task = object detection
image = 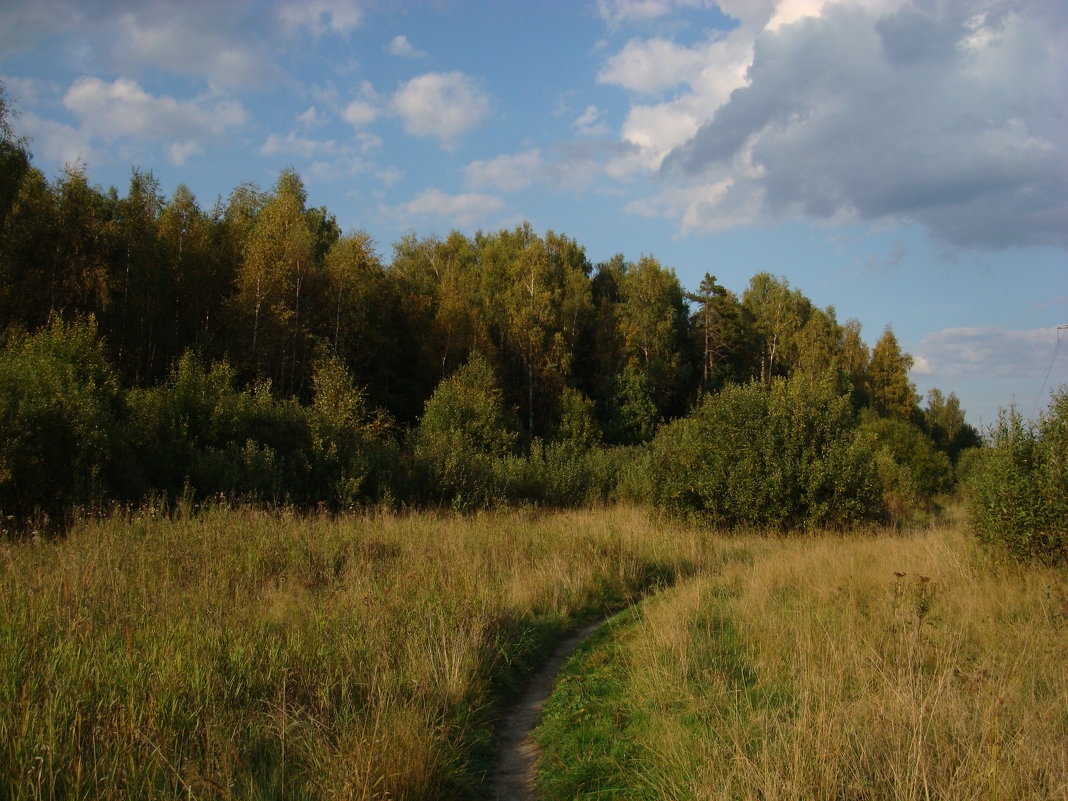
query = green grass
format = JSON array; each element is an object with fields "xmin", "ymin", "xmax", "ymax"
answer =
[
  {"xmin": 534, "ymin": 518, "xmax": 1068, "ymax": 800},
  {"xmin": 0, "ymin": 504, "xmax": 716, "ymax": 800}
]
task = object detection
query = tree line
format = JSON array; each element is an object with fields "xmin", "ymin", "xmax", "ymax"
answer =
[{"xmin": 0, "ymin": 88, "xmax": 983, "ymax": 528}]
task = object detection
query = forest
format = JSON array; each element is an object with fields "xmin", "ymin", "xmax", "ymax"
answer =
[
  {"xmin": 0, "ymin": 87, "xmax": 987, "ymax": 530},
  {"xmin": 2, "ymin": 83, "xmax": 1067, "ymax": 801}
]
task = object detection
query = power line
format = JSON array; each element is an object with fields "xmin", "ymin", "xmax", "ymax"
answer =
[{"xmin": 1035, "ymin": 323, "xmax": 1068, "ymax": 414}]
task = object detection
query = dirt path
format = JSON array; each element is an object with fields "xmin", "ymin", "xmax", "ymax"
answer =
[{"xmin": 490, "ymin": 615, "xmax": 613, "ymax": 800}]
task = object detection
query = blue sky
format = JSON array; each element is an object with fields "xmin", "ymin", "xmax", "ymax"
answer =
[{"xmin": 1, "ymin": 0, "xmax": 1065, "ymax": 425}]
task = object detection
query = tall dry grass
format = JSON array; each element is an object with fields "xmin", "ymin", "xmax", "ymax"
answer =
[
  {"xmin": 600, "ymin": 518, "xmax": 1068, "ymax": 799},
  {"xmin": 0, "ymin": 504, "xmax": 716, "ymax": 800}
]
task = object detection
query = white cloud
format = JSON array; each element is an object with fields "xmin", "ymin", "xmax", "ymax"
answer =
[
  {"xmin": 465, "ymin": 150, "xmax": 543, "ymax": 193},
  {"xmin": 18, "ymin": 110, "xmax": 97, "ymax": 166},
  {"xmin": 117, "ymin": 11, "xmax": 280, "ymax": 89},
  {"xmin": 297, "ymin": 106, "xmax": 329, "ymax": 129},
  {"xmin": 388, "ymin": 34, "xmax": 426, "ymax": 58},
  {"xmin": 0, "ymin": 1, "xmax": 291, "ymax": 89},
  {"xmin": 261, "ymin": 131, "xmax": 339, "ymax": 158},
  {"xmin": 645, "ymin": 0, "xmax": 1068, "ymax": 249},
  {"xmin": 167, "ymin": 140, "xmax": 203, "ymax": 166},
  {"xmin": 598, "ymin": 38, "xmax": 711, "ymax": 96},
  {"xmin": 911, "ymin": 354, "xmax": 934, "ymax": 376},
  {"xmin": 0, "ymin": 74, "xmax": 58, "ymax": 108},
  {"xmin": 342, "ymin": 99, "xmax": 379, "ymax": 128},
  {"xmin": 62, "ymin": 76, "xmax": 247, "ymax": 143},
  {"xmin": 276, "ymin": 0, "xmax": 364, "ymax": 37},
  {"xmin": 596, "ymin": 0, "xmax": 715, "ymax": 28},
  {"xmin": 573, "ymin": 106, "xmax": 611, "ymax": 137},
  {"xmin": 390, "ymin": 72, "xmax": 490, "ymax": 150},
  {"xmin": 914, "ymin": 326, "xmax": 1064, "ymax": 379},
  {"xmin": 391, "ymin": 188, "xmax": 505, "ymax": 228}
]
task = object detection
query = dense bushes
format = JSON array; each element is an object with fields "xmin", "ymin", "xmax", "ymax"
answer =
[
  {"xmin": 0, "ymin": 315, "xmax": 975, "ymax": 529},
  {"xmin": 649, "ymin": 373, "xmax": 884, "ymax": 530},
  {"xmin": 0, "ymin": 317, "xmax": 125, "ymax": 520},
  {"xmin": 966, "ymin": 388, "xmax": 1067, "ymax": 564},
  {"xmin": 861, "ymin": 414, "xmax": 952, "ymax": 517}
]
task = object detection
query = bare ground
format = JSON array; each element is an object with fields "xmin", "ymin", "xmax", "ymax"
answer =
[{"xmin": 490, "ymin": 616, "xmax": 612, "ymax": 801}]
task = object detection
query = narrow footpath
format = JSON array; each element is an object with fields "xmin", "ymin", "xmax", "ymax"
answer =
[{"xmin": 490, "ymin": 615, "xmax": 613, "ymax": 801}]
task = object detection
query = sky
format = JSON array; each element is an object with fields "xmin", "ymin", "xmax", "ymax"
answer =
[{"xmin": 1, "ymin": 0, "xmax": 1065, "ymax": 426}]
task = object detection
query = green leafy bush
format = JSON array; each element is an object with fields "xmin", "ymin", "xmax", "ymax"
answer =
[
  {"xmin": 0, "ymin": 316, "xmax": 125, "ymax": 522},
  {"xmin": 308, "ymin": 353, "xmax": 399, "ymax": 506},
  {"xmin": 127, "ymin": 352, "xmax": 313, "ymax": 502},
  {"xmin": 411, "ymin": 352, "xmax": 519, "ymax": 508},
  {"xmin": 966, "ymin": 388, "xmax": 1067, "ymax": 564},
  {"xmin": 649, "ymin": 372, "xmax": 884, "ymax": 530},
  {"xmin": 860, "ymin": 414, "xmax": 951, "ymax": 518}
]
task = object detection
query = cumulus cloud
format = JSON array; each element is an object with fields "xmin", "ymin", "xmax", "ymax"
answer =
[
  {"xmin": 342, "ymin": 99, "xmax": 379, "ymax": 128},
  {"xmin": 465, "ymin": 150, "xmax": 543, "ymax": 193},
  {"xmin": 63, "ymin": 76, "xmax": 247, "ymax": 143},
  {"xmin": 391, "ymin": 188, "xmax": 504, "ymax": 227},
  {"xmin": 598, "ymin": 38, "xmax": 712, "ymax": 96},
  {"xmin": 913, "ymin": 326, "xmax": 1064, "ymax": 379},
  {"xmin": 390, "ymin": 72, "xmax": 490, "ymax": 150},
  {"xmin": 297, "ymin": 106, "xmax": 329, "ymax": 129},
  {"xmin": 17, "ymin": 110, "xmax": 98, "ymax": 166},
  {"xmin": 0, "ymin": 0, "xmax": 283, "ymax": 89},
  {"xmin": 645, "ymin": 1, "xmax": 1068, "ymax": 249},
  {"xmin": 388, "ymin": 34, "xmax": 426, "ymax": 58}
]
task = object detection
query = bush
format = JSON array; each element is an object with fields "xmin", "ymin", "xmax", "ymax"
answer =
[
  {"xmin": 412, "ymin": 353, "xmax": 519, "ymax": 508},
  {"xmin": 0, "ymin": 317, "xmax": 125, "ymax": 523},
  {"xmin": 860, "ymin": 414, "xmax": 952, "ymax": 517},
  {"xmin": 649, "ymin": 372, "xmax": 884, "ymax": 530},
  {"xmin": 966, "ymin": 388, "xmax": 1067, "ymax": 564},
  {"xmin": 308, "ymin": 353, "xmax": 398, "ymax": 506},
  {"xmin": 127, "ymin": 352, "xmax": 313, "ymax": 503}
]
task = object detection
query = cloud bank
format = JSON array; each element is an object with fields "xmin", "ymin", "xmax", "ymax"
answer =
[{"xmin": 611, "ymin": 0, "xmax": 1068, "ymax": 250}]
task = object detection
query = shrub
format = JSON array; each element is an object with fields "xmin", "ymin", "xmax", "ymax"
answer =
[
  {"xmin": 860, "ymin": 414, "xmax": 952, "ymax": 517},
  {"xmin": 0, "ymin": 316, "xmax": 124, "ymax": 523},
  {"xmin": 308, "ymin": 353, "xmax": 398, "ymax": 506},
  {"xmin": 649, "ymin": 372, "xmax": 884, "ymax": 530},
  {"xmin": 412, "ymin": 353, "xmax": 519, "ymax": 508},
  {"xmin": 127, "ymin": 352, "xmax": 313, "ymax": 502},
  {"xmin": 966, "ymin": 388, "xmax": 1067, "ymax": 564}
]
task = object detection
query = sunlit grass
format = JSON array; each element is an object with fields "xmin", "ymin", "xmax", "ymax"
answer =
[
  {"xmin": 536, "ymin": 514, "xmax": 1068, "ymax": 800},
  {"xmin": 0, "ymin": 504, "xmax": 716, "ymax": 800}
]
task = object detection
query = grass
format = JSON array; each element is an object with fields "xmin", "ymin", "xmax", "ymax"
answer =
[
  {"xmin": 0, "ymin": 504, "xmax": 718, "ymax": 800},
  {"xmin": 535, "ymin": 512, "xmax": 1068, "ymax": 800}
]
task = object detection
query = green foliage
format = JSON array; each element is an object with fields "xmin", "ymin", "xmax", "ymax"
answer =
[
  {"xmin": 923, "ymin": 387, "xmax": 981, "ymax": 463},
  {"xmin": 608, "ymin": 363, "xmax": 658, "ymax": 445},
  {"xmin": 553, "ymin": 387, "xmax": 602, "ymax": 450},
  {"xmin": 966, "ymin": 389, "xmax": 1067, "ymax": 564},
  {"xmin": 0, "ymin": 317, "xmax": 124, "ymax": 521},
  {"xmin": 650, "ymin": 372, "xmax": 884, "ymax": 530},
  {"xmin": 533, "ymin": 612, "xmax": 647, "ymax": 800},
  {"xmin": 869, "ymin": 327, "xmax": 919, "ymax": 422},
  {"xmin": 308, "ymin": 353, "xmax": 397, "ymax": 506},
  {"xmin": 412, "ymin": 352, "xmax": 519, "ymax": 507},
  {"xmin": 860, "ymin": 414, "xmax": 952, "ymax": 517},
  {"xmin": 127, "ymin": 351, "xmax": 313, "ymax": 502}
]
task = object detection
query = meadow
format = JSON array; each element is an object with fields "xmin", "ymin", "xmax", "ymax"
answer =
[
  {"xmin": 3, "ymin": 504, "xmax": 1065, "ymax": 800},
  {"xmin": 0, "ymin": 504, "xmax": 715, "ymax": 800},
  {"xmin": 535, "ymin": 509, "xmax": 1068, "ymax": 800}
]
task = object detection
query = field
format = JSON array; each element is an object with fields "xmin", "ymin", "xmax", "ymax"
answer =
[
  {"xmin": 535, "ymin": 510, "xmax": 1068, "ymax": 800},
  {"xmin": 2, "ymin": 505, "xmax": 1065, "ymax": 800},
  {"xmin": 0, "ymin": 505, "xmax": 714, "ymax": 799}
]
